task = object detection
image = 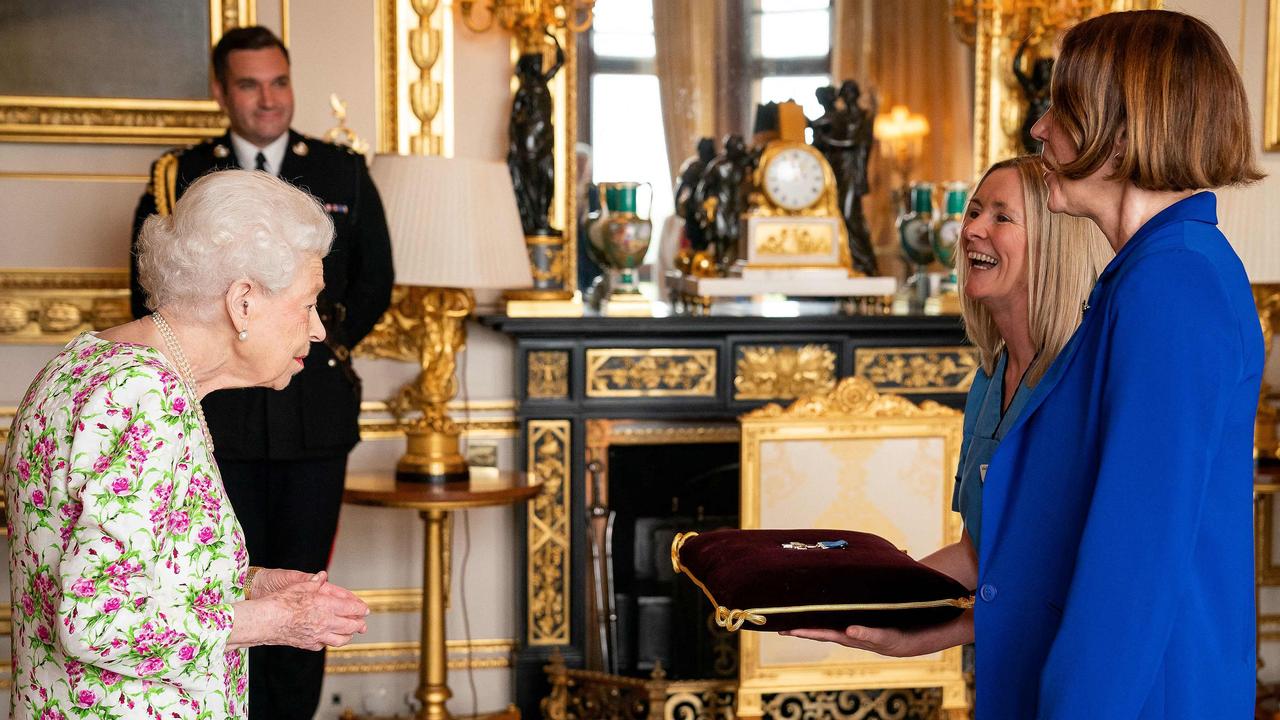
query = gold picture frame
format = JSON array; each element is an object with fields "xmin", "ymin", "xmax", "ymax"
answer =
[
  {"xmin": 0, "ymin": 0, "xmax": 254, "ymax": 145},
  {"xmin": 1268, "ymin": 0, "xmax": 1280, "ymax": 150},
  {"xmin": 736, "ymin": 377, "xmax": 967, "ymax": 720}
]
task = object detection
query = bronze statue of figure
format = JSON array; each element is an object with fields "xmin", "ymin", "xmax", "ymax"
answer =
[
  {"xmin": 508, "ymin": 34, "xmax": 565, "ymax": 235},
  {"xmin": 674, "ymin": 137, "xmax": 717, "ymax": 251},
  {"xmin": 695, "ymin": 134, "xmax": 753, "ymax": 268},
  {"xmin": 1014, "ymin": 38, "xmax": 1054, "ymax": 154},
  {"xmin": 811, "ymin": 82, "xmax": 878, "ymax": 276}
]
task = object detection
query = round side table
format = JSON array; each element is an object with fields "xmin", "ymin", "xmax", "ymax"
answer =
[{"xmin": 343, "ymin": 471, "xmax": 542, "ymax": 720}]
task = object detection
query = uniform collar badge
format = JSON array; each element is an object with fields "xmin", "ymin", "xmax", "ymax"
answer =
[
  {"xmin": 292, "ymin": 140, "xmax": 309, "ymax": 156},
  {"xmin": 212, "ymin": 144, "xmax": 230, "ymax": 159}
]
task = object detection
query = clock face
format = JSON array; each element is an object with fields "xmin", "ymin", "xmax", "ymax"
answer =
[{"xmin": 763, "ymin": 147, "xmax": 826, "ymax": 211}]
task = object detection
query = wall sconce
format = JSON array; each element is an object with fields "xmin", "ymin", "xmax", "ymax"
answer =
[{"xmin": 874, "ymin": 105, "xmax": 930, "ymax": 212}]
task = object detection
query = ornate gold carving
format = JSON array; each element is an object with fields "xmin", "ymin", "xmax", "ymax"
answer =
[
  {"xmin": 408, "ymin": 0, "xmax": 445, "ymax": 155},
  {"xmin": 1255, "ymin": 284, "xmax": 1280, "ymax": 461},
  {"xmin": 1269, "ymin": 0, "xmax": 1280, "ymax": 150},
  {"xmin": 528, "ymin": 420, "xmax": 571, "ymax": 645},
  {"xmin": 542, "ymin": 651, "xmax": 737, "ymax": 720},
  {"xmin": 854, "ymin": 346, "xmax": 979, "ymax": 395},
  {"xmin": 528, "ymin": 350, "xmax": 570, "ymax": 399},
  {"xmin": 598, "ymin": 423, "xmax": 739, "ymax": 447},
  {"xmin": 355, "ymin": 285, "xmax": 416, "ymax": 361},
  {"xmin": 969, "ymin": 0, "xmax": 1160, "ymax": 174},
  {"xmin": 324, "ymin": 94, "xmax": 370, "ymax": 157},
  {"xmin": 0, "ymin": 402, "xmax": 517, "ymax": 446},
  {"xmin": 325, "ymin": 638, "xmax": 515, "ymax": 674},
  {"xmin": 377, "ymin": 0, "xmax": 399, "ymax": 154},
  {"xmin": 0, "ymin": 268, "xmax": 130, "ymax": 344},
  {"xmin": 760, "ymin": 689, "xmax": 942, "ymax": 719},
  {"xmin": 377, "ymin": 0, "xmax": 450, "ymax": 155},
  {"xmin": 459, "ymin": 0, "xmax": 595, "ymax": 53},
  {"xmin": 586, "ymin": 348, "xmax": 717, "ymax": 397},
  {"xmin": 734, "ymin": 344, "xmax": 837, "ymax": 401},
  {"xmin": 744, "ymin": 376, "xmax": 961, "ymax": 421}
]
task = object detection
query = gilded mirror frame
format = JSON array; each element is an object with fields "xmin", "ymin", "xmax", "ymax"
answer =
[
  {"xmin": 1268, "ymin": 0, "xmax": 1280, "ymax": 150},
  {"xmin": 971, "ymin": 0, "xmax": 1161, "ymax": 176},
  {"xmin": 0, "ymin": 0, "xmax": 255, "ymax": 145}
]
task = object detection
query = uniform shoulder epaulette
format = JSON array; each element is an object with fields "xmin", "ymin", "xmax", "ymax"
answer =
[{"xmin": 150, "ymin": 148, "xmax": 183, "ymax": 217}]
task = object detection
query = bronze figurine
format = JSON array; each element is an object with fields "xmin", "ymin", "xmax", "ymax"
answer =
[
  {"xmin": 508, "ymin": 34, "xmax": 565, "ymax": 235},
  {"xmin": 811, "ymin": 82, "xmax": 877, "ymax": 276},
  {"xmin": 1013, "ymin": 38, "xmax": 1054, "ymax": 154}
]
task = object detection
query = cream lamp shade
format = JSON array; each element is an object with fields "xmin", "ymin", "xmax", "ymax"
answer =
[{"xmin": 370, "ymin": 154, "xmax": 533, "ymax": 290}]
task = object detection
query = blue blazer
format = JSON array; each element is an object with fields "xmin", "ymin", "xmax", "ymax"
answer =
[{"xmin": 974, "ymin": 193, "xmax": 1263, "ymax": 719}]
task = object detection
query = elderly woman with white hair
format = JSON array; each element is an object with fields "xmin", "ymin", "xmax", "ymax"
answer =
[{"xmin": 2, "ymin": 170, "xmax": 369, "ymax": 719}]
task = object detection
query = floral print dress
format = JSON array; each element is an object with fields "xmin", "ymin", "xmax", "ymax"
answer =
[{"xmin": 3, "ymin": 333, "xmax": 249, "ymax": 719}]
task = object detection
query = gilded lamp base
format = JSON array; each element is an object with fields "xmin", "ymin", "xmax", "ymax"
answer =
[{"xmin": 397, "ymin": 424, "xmax": 468, "ymax": 484}]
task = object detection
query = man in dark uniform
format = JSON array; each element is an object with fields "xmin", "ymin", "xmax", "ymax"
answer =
[{"xmin": 129, "ymin": 26, "xmax": 394, "ymax": 720}]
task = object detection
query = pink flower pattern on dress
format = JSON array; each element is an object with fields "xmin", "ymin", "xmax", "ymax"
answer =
[{"xmin": 3, "ymin": 333, "xmax": 248, "ymax": 718}]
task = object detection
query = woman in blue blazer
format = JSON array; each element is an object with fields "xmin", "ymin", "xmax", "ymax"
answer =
[
  {"xmin": 786, "ymin": 158, "xmax": 1110, "ymax": 653},
  {"xmin": 973, "ymin": 11, "xmax": 1265, "ymax": 718}
]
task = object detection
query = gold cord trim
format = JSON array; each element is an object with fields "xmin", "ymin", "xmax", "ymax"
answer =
[
  {"xmin": 670, "ymin": 531, "xmax": 976, "ymax": 632},
  {"xmin": 152, "ymin": 153, "xmax": 178, "ymax": 216}
]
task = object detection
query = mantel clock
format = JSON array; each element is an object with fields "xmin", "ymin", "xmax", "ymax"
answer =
[{"xmin": 740, "ymin": 102, "xmax": 854, "ymax": 276}]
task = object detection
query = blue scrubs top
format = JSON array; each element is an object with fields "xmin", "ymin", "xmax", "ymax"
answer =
[{"xmin": 951, "ymin": 351, "xmax": 1033, "ymax": 549}]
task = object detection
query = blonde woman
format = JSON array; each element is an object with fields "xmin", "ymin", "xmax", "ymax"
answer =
[{"xmin": 784, "ymin": 155, "xmax": 1111, "ymax": 655}]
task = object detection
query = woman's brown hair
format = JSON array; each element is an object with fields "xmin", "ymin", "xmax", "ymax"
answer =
[{"xmin": 1049, "ymin": 10, "xmax": 1263, "ymax": 190}]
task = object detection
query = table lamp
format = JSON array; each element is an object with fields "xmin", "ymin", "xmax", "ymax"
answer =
[{"xmin": 370, "ymin": 154, "xmax": 533, "ymax": 483}]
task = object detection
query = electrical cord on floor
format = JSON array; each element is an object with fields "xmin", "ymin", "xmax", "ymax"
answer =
[{"xmin": 457, "ymin": 346, "xmax": 480, "ymax": 717}]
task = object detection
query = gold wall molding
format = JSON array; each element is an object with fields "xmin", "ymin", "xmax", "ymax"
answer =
[
  {"xmin": 527, "ymin": 420, "xmax": 571, "ymax": 645},
  {"xmin": 357, "ymin": 399, "xmax": 517, "ymax": 440},
  {"xmin": 853, "ymin": 346, "xmax": 979, "ymax": 395},
  {"xmin": 744, "ymin": 376, "xmax": 961, "ymax": 421},
  {"xmin": 1, "ymin": 401, "xmax": 516, "ymax": 447},
  {"xmin": 326, "ymin": 638, "xmax": 515, "ymax": 674},
  {"xmin": 527, "ymin": 350, "xmax": 570, "ymax": 399},
  {"xmin": 0, "ymin": 1, "xmax": 253, "ymax": 145},
  {"xmin": 0, "ymin": 172, "xmax": 147, "ymax": 183},
  {"xmin": 733, "ymin": 343, "xmax": 837, "ymax": 401},
  {"xmin": 0, "ymin": 268, "xmax": 130, "ymax": 344},
  {"xmin": 377, "ymin": 0, "xmax": 453, "ymax": 155},
  {"xmin": 354, "ymin": 587, "xmax": 422, "ymax": 613},
  {"xmin": 585, "ymin": 348, "xmax": 717, "ymax": 398},
  {"xmin": 1268, "ymin": 0, "xmax": 1280, "ymax": 150}
]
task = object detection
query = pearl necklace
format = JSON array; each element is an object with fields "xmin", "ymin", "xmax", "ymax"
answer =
[{"xmin": 151, "ymin": 313, "xmax": 214, "ymax": 454}]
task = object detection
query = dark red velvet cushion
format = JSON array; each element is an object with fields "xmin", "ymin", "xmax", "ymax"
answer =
[{"xmin": 672, "ymin": 528, "xmax": 972, "ymax": 632}]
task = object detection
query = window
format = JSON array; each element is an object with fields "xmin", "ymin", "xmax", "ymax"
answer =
[
  {"xmin": 583, "ymin": 0, "xmax": 673, "ymax": 271},
  {"xmin": 751, "ymin": 0, "xmax": 832, "ymax": 130}
]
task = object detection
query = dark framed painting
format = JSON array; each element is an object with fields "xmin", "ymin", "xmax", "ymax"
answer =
[{"xmin": 0, "ymin": 0, "xmax": 254, "ymax": 144}]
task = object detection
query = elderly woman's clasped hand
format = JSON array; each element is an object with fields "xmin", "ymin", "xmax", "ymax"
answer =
[{"xmin": 230, "ymin": 570, "xmax": 370, "ymax": 652}]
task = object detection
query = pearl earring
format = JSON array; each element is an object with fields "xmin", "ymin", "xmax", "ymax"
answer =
[{"xmin": 238, "ymin": 330, "xmax": 248, "ymax": 341}]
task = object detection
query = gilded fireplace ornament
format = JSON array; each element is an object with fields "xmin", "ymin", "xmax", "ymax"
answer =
[
  {"xmin": 733, "ymin": 344, "xmax": 838, "ymax": 401},
  {"xmin": 528, "ymin": 420, "xmax": 572, "ymax": 645},
  {"xmin": 585, "ymin": 348, "xmax": 717, "ymax": 398},
  {"xmin": 0, "ymin": 1, "xmax": 254, "ymax": 144},
  {"xmin": 853, "ymin": 346, "xmax": 980, "ymax": 395},
  {"xmin": 528, "ymin": 350, "xmax": 571, "ymax": 399}
]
